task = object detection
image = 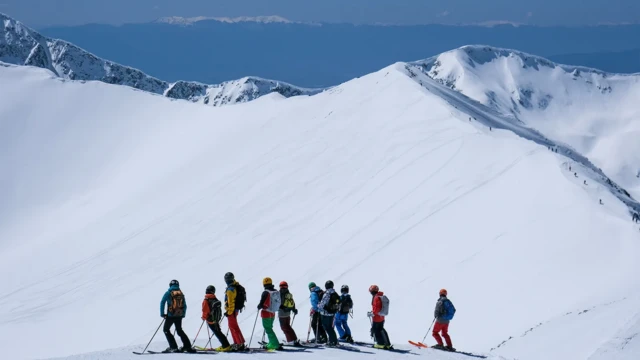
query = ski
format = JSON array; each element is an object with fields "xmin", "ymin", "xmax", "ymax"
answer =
[
  {"xmin": 428, "ymin": 346, "xmax": 488, "ymax": 359},
  {"xmin": 347, "ymin": 341, "xmax": 414, "ymax": 354},
  {"xmin": 408, "ymin": 340, "xmax": 428, "ymax": 348},
  {"xmin": 147, "ymin": 350, "xmax": 206, "ymax": 355},
  {"xmin": 258, "ymin": 341, "xmax": 317, "ymax": 350}
]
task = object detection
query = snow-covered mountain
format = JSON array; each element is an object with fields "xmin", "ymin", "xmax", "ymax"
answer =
[
  {"xmin": 0, "ymin": 12, "xmax": 321, "ymax": 106},
  {"xmin": 154, "ymin": 15, "xmax": 303, "ymax": 26},
  {"xmin": 3, "ymin": 41, "xmax": 640, "ymax": 360},
  {"xmin": 413, "ymin": 45, "xmax": 640, "ymax": 199}
]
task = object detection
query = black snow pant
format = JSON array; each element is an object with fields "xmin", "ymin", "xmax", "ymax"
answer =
[
  {"xmin": 371, "ymin": 321, "xmax": 390, "ymax": 346},
  {"xmin": 208, "ymin": 322, "xmax": 231, "ymax": 348},
  {"xmin": 311, "ymin": 312, "xmax": 327, "ymax": 342},
  {"xmin": 321, "ymin": 314, "xmax": 338, "ymax": 345},
  {"xmin": 164, "ymin": 317, "xmax": 192, "ymax": 350}
]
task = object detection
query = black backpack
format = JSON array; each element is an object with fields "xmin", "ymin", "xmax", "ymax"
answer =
[
  {"xmin": 235, "ymin": 283, "xmax": 247, "ymax": 312},
  {"xmin": 324, "ymin": 291, "xmax": 341, "ymax": 314},
  {"xmin": 339, "ymin": 295, "xmax": 353, "ymax": 314},
  {"xmin": 207, "ymin": 297, "xmax": 223, "ymax": 323}
]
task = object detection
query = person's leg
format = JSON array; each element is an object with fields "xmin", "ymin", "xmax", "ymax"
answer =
[
  {"xmin": 279, "ymin": 316, "xmax": 297, "ymax": 342},
  {"xmin": 263, "ymin": 317, "xmax": 280, "ymax": 349},
  {"xmin": 173, "ymin": 318, "xmax": 193, "ymax": 350},
  {"xmin": 380, "ymin": 323, "xmax": 391, "ymax": 346},
  {"xmin": 211, "ymin": 323, "xmax": 231, "ymax": 348},
  {"xmin": 312, "ymin": 312, "xmax": 326, "ymax": 341},
  {"xmin": 432, "ymin": 322, "xmax": 444, "ymax": 346},
  {"xmin": 334, "ymin": 315, "xmax": 346, "ymax": 339},
  {"xmin": 163, "ymin": 318, "xmax": 178, "ymax": 350},
  {"xmin": 343, "ymin": 317, "xmax": 352, "ymax": 338},
  {"xmin": 227, "ymin": 312, "xmax": 245, "ymax": 345},
  {"xmin": 322, "ymin": 315, "xmax": 338, "ymax": 344},
  {"xmin": 372, "ymin": 321, "xmax": 384, "ymax": 345},
  {"xmin": 441, "ymin": 323, "xmax": 452, "ymax": 348}
]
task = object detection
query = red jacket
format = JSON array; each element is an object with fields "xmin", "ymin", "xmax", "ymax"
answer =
[
  {"xmin": 201, "ymin": 294, "xmax": 217, "ymax": 324},
  {"xmin": 371, "ymin": 292, "xmax": 385, "ymax": 323},
  {"xmin": 258, "ymin": 287, "xmax": 276, "ymax": 319}
]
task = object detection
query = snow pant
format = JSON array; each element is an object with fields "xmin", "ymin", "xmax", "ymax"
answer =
[
  {"xmin": 321, "ymin": 314, "xmax": 338, "ymax": 345},
  {"xmin": 433, "ymin": 321, "xmax": 452, "ymax": 347},
  {"xmin": 227, "ymin": 312, "xmax": 245, "ymax": 345},
  {"xmin": 311, "ymin": 312, "xmax": 327, "ymax": 342},
  {"xmin": 371, "ymin": 320, "xmax": 390, "ymax": 346},
  {"xmin": 207, "ymin": 322, "xmax": 230, "ymax": 348},
  {"xmin": 334, "ymin": 313, "xmax": 351, "ymax": 338},
  {"xmin": 279, "ymin": 316, "xmax": 298, "ymax": 342},
  {"xmin": 262, "ymin": 317, "xmax": 280, "ymax": 349},
  {"xmin": 163, "ymin": 317, "xmax": 191, "ymax": 349}
]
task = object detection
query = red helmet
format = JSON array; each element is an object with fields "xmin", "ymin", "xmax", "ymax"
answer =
[
  {"xmin": 279, "ymin": 281, "xmax": 288, "ymax": 288},
  {"xmin": 369, "ymin": 285, "xmax": 379, "ymax": 294},
  {"xmin": 439, "ymin": 288, "xmax": 448, "ymax": 296}
]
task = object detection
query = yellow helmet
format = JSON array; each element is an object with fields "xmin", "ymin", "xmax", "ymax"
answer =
[{"xmin": 263, "ymin": 277, "xmax": 273, "ymax": 286}]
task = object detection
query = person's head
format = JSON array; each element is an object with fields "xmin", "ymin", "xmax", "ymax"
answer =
[
  {"xmin": 439, "ymin": 289, "xmax": 448, "ymax": 297},
  {"xmin": 170, "ymin": 279, "xmax": 179, "ymax": 288},
  {"xmin": 279, "ymin": 281, "xmax": 288, "ymax": 289},
  {"xmin": 308, "ymin": 282, "xmax": 316, "ymax": 291},
  {"xmin": 263, "ymin": 277, "xmax": 273, "ymax": 288},
  {"xmin": 341, "ymin": 285, "xmax": 349, "ymax": 294},
  {"xmin": 325, "ymin": 280, "xmax": 334, "ymax": 290},
  {"xmin": 206, "ymin": 285, "xmax": 216, "ymax": 294},
  {"xmin": 369, "ymin": 284, "xmax": 379, "ymax": 296},
  {"xmin": 224, "ymin": 272, "xmax": 235, "ymax": 285}
]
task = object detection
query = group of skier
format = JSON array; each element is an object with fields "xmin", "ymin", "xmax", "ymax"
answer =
[{"xmin": 158, "ymin": 273, "xmax": 456, "ymax": 353}]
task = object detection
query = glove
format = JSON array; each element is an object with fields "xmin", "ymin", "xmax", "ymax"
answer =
[
  {"xmin": 257, "ymin": 304, "xmax": 263, "ymax": 310},
  {"xmin": 310, "ymin": 309, "xmax": 315, "ymax": 316},
  {"xmin": 367, "ymin": 311, "xmax": 373, "ymax": 317},
  {"xmin": 293, "ymin": 309, "xmax": 298, "ymax": 315},
  {"xmin": 201, "ymin": 317, "xmax": 206, "ymax": 321},
  {"xmin": 161, "ymin": 314, "xmax": 167, "ymax": 318},
  {"xmin": 224, "ymin": 312, "xmax": 229, "ymax": 318}
]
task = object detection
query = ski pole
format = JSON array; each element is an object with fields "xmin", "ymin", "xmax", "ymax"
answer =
[
  {"xmin": 141, "ymin": 318, "xmax": 165, "ymax": 354},
  {"xmin": 205, "ymin": 325, "xmax": 213, "ymax": 349},
  {"xmin": 291, "ymin": 313, "xmax": 296, "ymax": 326},
  {"xmin": 191, "ymin": 319, "xmax": 205, "ymax": 347},
  {"xmin": 262, "ymin": 329, "xmax": 266, "ymax": 343},
  {"xmin": 247, "ymin": 311, "xmax": 260, "ymax": 349},
  {"xmin": 315, "ymin": 314, "xmax": 320, "ymax": 344},
  {"xmin": 306, "ymin": 314, "xmax": 312, "ymax": 343},
  {"xmin": 421, "ymin": 318, "xmax": 436, "ymax": 344}
]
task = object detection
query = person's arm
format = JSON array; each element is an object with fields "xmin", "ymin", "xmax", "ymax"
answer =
[
  {"xmin": 226, "ymin": 288, "xmax": 236, "ymax": 314},
  {"xmin": 160, "ymin": 291, "xmax": 168, "ymax": 317},
  {"xmin": 202, "ymin": 299, "xmax": 210, "ymax": 320},
  {"xmin": 372, "ymin": 296, "xmax": 382, "ymax": 316},
  {"xmin": 258, "ymin": 291, "xmax": 269, "ymax": 309}
]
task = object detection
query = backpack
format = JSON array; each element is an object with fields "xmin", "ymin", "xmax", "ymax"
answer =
[
  {"xmin": 234, "ymin": 283, "xmax": 247, "ymax": 312},
  {"xmin": 442, "ymin": 299, "xmax": 456, "ymax": 321},
  {"xmin": 207, "ymin": 297, "xmax": 223, "ymax": 323},
  {"xmin": 282, "ymin": 290, "xmax": 295, "ymax": 310},
  {"xmin": 339, "ymin": 295, "xmax": 353, "ymax": 314},
  {"xmin": 378, "ymin": 294, "xmax": 390, "ymax": 316},
  {"xmin": 266, "ymin": 289, "xmax": 281, "ymax": 313},
  {"xmin": 168, "ymin": 290, "xmax": 185, "ymax": 317},
  {"xmin": 324, "ymin": 291, "xmax": 341, "ymax": 314}
]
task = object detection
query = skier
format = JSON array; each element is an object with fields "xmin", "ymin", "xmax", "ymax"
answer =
[
  {"xmin": 201, "ymin": 285, "xmax": 231, "ymax": 352},
  {"xmin": 308, "ymin": 282, "xmax": 327, "ymax": 343},
  {"xmin": 633, "ymin": 212, "xmax": 639, "ymax": 223},
  {"xmin": 368, "ymin": 285, "xmax": 391, "ymax": 349},
  {"xmin": 278, "ymin": 281, "xmax": 301, "ymax": 346},
  {"xmin": 159, "ymin": 280, "xmax": 195, "ymax": 353},
  {"xmin": 335, "ymin": 285, "xmax": 353, "ymax": 343},
  {"xmin": 432, "ymin": 289, "xmax": 456, "ymax": 352},
  {"xmin": 257, "ymin": 277, "xmax": 282, "ymax": 350},
  {"xmin": 224, "ymin": 272, "xmax": 246, "ymax": 351},
  {"xmin": 317, "ymin": 280, "xmax": 340, "ymax": 346}
]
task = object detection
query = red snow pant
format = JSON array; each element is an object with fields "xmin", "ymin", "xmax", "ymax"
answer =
[
  {"xmin": 279, "ymin": 316, "xmax": 298, "ymax": 342},
  {"xmin": 433, "ymin": 321, "xmax": 452, "ymax": 347},
  {"xmin": 227, "ymin": 312, "xmax": 245, "ymax": 345}
]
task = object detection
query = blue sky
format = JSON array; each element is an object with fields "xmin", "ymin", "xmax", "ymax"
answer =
[{"xmin": 2, "ymin": 0, "xmax": 639, "ymax": 27}]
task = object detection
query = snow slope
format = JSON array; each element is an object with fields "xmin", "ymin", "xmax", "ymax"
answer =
[
  {"xmin": 0, "ymin": 12, "xmax": 321, "ymax": 106},
  {"xmin": 2, "ymin": 54, "xmax": 640, "ymax": 360},
  {"xmin": 414, "ymin": 45, "xmax": 640, "ymax": 199}
]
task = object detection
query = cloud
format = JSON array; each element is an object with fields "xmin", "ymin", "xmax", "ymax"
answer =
[{"xmin": 437, "ymin": 10, "xmax": 450, "ymax": 18}]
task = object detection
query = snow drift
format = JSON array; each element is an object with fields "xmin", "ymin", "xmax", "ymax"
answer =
[
  {"xmin": 0, "ymin": 12, "xmax": 321, "ymax": 106},
  {"xmin": 2, "ymin": 46, "xmax": 640, "ymax": 360}
]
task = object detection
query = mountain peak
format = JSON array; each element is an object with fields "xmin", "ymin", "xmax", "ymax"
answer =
[
  {"xmin": 0, "ymin": 12, "xmax": 321, "ymax": 106},
  {"xmin": 154, "ymin": 15, "xmax": 296, "ymax": 26}
]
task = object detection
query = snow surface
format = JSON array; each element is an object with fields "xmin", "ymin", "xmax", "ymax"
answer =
[
  {"xmin": 0, "ymin": 12, "xmax": 321, "ymax": 106},
  {"xmin": 2, "ymin": 48, "xmax": 640, "ymax": 360},
  {"xmin": 414, "ymin": 45, "xmax": 640, "ymax": 199}
]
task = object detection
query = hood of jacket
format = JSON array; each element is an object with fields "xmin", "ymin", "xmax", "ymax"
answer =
[
  {"xmin": 205, "ymin": 293, "xmax": 217, "ymax": 300},
  {"xmin": 310, "ymin": 286, "xmax": 322, "ymax": 293},
  {"xmin": 168, "ymin": 284, "xmax": 180, "ymax": 292}
]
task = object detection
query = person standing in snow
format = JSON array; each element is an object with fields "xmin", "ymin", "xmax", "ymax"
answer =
[
  {"xmin": 308, "ymin": 282, "xmax": 327, "ymax": 343},
  {"xmin": 432, "ymin": 289, "xmax": 456, "ymax": 352},
  {"xmin": 368, "ymin": 285, "xmax": 391, "ymax": 349},
  {"xmin": 201, "ymin": 285, "xmax": 231, "ymax": 352},
  {"xmin": 223, "ymin": 272, "xmax": 246, "ymax": 351},
  {"xmin": 317, "ymin": 280, "xmax": 340, "ymax": 346},
  {"xmin": 278, "ymin": 281, "xmax": 301, "ymax": 346},
  {"xmin": 160, "ymin": 280, "xmax": 195, "ymax": 353},
  {"xmin": 335, "ymin": 285, "xmax": 353, "ymax": 343},
  {"xmin": 257, "ymin": 277, "xmax": 282, "ymax": 350}
]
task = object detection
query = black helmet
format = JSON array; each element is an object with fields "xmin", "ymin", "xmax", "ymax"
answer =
[
  {"xmin": 341, "ymin": 285, "xmax": 349, "ymax": 293},
  {"xmin": 325, "ymin": 280, "xmax": 334, "ymax": 289},
  {"xmin": 206, "ymin": 285, "xmax": 216, "ymax": 294},
  {"xmin": 224, "ymin": 272, "xmax": 235, "ymax": 284},
  {"xmin": 170, "ymin": 279, "xmax": 179, "ymax": 287}
]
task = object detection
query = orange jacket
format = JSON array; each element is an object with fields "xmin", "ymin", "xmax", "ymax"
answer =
[
  {"xmin": 202, "ymin": 294, "xmax": 219, "ymax": 324},
  {"xmin": 371, "ymin": 292, "xmax": 385, "ymax": 323}
]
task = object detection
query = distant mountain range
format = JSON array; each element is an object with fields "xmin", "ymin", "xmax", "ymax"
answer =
[
  {"xmin": 0, "ymin": 12, "xmax": 320, "ymax": 106},
  {"xmin": 36, "ymin": 17, "xmax": 640, "ymax": 87}
]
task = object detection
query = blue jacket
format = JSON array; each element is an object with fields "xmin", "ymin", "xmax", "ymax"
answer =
[
  {"xmin": 310, "ymin": 286, "xmax": 322, "ymax": 311},
  {"xmin": 160, "ymin": 285, "xmax": 187, "ymax": 317}
]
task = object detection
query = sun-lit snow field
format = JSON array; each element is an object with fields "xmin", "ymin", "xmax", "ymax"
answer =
[{"xmin": 1, "ymin": 58, "xmax": 640, "ymax": 360}]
